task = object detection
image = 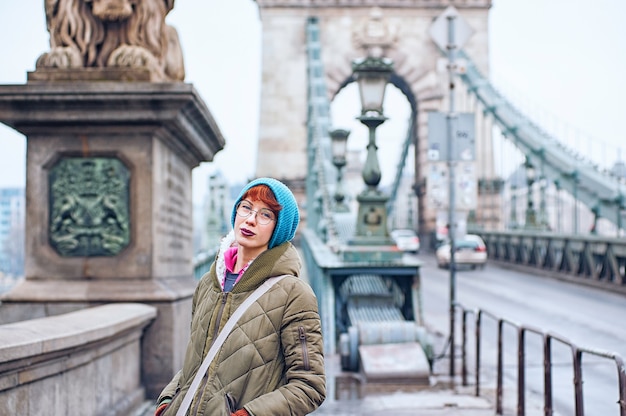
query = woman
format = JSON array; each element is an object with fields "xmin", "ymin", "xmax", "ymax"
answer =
[{"xmin": 156, "ymin": 177, "xmax": 326, "ymax": 416}]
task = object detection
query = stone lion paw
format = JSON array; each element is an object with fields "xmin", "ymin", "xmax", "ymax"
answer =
[
  {"xmin": 36, "ymin": 47, "xmax": 83, "ymax": 69},
  {"xmin": 107, "ymin": 45, "xmax": 165, "ymax": 80}
]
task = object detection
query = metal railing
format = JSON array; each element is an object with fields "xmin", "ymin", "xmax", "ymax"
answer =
[
  {"xmin": 472, "ymin": 230, "xmax": 626, "ymax": 290},
  {"xmin": 193, "ymin": 249, "xmax": 216, "ymax": 280},
  {"xmin": 456, "ymin": 303, "xmax": 626, "ymax": 416}
]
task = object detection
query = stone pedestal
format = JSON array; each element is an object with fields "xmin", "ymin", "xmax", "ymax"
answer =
[{"xmin": 0, "ymin": 80, "xmax": 225, "ymax": 398}]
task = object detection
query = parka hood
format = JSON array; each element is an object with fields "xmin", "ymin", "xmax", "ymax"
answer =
[{"xmin": 213, "ymin": 230, "xmax": 301, "ymax": 293}]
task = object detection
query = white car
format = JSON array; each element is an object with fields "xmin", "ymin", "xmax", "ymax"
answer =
[
  {"xmin": 390, "ymin": 229, "xmax": 420, "ymax": 253},
  {"xmin": 436, "ymin": 234, "xmax": 487, "ymax": 269}
]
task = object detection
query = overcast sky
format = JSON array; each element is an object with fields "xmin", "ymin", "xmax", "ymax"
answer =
[{"xmin": 1, "ymin": 0, "xmax": 624, "ymax": 204}]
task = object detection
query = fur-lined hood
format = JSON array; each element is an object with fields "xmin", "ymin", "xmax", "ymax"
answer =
[
  {"xmin": 215, "ymin": 230, "xmax": 236, "ymax": 287},
  {"xmin": 211, "ymin": 230, "xmax": 302, "ymax": 293}
]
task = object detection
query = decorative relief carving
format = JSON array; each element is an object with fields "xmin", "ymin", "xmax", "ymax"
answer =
[
  {"xmin": 37, "ymin": 0, "xmax": 185, "ymax": 81},
  {"xmin": 49, "ymin": 157, "xmax": 130, "ymax": 257},
  {"xmin": 352, "ymin": 7, "xmax": 397, "ymax": 58}
]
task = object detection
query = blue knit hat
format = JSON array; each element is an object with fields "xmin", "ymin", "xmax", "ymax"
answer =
[{"xmin": 231, "ymin": 177, "xmax": 300, "ymax": 249}]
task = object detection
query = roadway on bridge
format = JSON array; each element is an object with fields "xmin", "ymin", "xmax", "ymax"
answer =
[{"xmin": 419, "ymin": 253, "xmax": 626, "ymax": 416}]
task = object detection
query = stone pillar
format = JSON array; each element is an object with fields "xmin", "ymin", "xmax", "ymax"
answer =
[{"xmin": 0, "ymin": 78, "xmax": 224, "ymax": 398}]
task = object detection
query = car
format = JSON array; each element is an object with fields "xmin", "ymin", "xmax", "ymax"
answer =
[
  {"xmin": 390, "ymin": 229, "xmax": 420, "ymax": 253},
  {"xmin": 436, "ymin": 234, "xmax": 487, "ymax": 269}
]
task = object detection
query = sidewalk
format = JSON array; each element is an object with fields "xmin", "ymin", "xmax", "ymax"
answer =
[
  {"xmin": 136, "ymin": 354, "xmax": 496, "ymax": 416},
  {"xmin": 308, "ymin": 354, "xmax": 495, "ymax": 416},
  {"xmin": 137, "ymin": 377, "xmax": 494, "ymax": 416},
  {"xmin": 311, "ymin": 389, "xmax": 494, "ymax": 416}
]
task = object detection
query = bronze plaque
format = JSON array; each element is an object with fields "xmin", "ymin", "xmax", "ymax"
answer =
[{"xmin": 49, "ymin": 157, "xmax": 130, "ymax": 257}]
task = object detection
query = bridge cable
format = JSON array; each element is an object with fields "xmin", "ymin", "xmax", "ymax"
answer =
[
  {"xmin": 387, "ymin": 115, "xmax": 416, "ymax": 222},
  {"xmin": 454, "ymin": 50, "xmax": 625, "ymax": 226}
]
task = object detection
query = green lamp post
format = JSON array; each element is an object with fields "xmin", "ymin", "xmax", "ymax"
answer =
[
  {"xmin": 351, "ymin": 56, "xmax": 394, "ymax": 244},
  {"xmin": 329, "ymin": 128, "xmax": 350, "ymax": 213},
  {"xmin": 524, "ymin": 157, "xmax": 537, "ymax": 229},
  {"xmin": 509, "ymin": 182, "xmax": 518, "ymax": 229}
]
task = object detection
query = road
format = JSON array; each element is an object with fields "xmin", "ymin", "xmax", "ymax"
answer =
[{"xmin": 416, "ymin": 254, "xmax": 626, "ymax": 416}]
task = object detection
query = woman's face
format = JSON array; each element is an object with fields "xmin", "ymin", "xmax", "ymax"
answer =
[{"xmin": 233, "ymin": 198, "xmax": 277, "ymax": 255}]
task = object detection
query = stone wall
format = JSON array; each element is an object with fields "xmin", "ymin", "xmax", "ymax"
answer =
[{"xmin": 0, "ymin": 303, "xmax": 156, "ymax": 416}]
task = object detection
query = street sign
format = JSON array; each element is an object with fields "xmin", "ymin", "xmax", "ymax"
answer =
[
  {"xmin": 455, "ymin": 161, "xmax": 477, "ymax": 210},
  {"xmin": 427, "ymin": 162, "xmax": 449, "ymax": 210},
  {"xmin": 429, "ymin": 5, "xmax": 474, "ymax": 52},
  {"xmin": 427, "ymin": 111, "xmax": 476, "ymax": 161},
  {"xmin": 426, "ymin": 161, "xmax": 476, "ymax": 211}
]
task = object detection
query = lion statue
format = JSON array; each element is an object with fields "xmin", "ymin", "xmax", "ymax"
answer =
[{"xmin": 37, "ymin": 0, "xmax": 185, "ymax": 81}]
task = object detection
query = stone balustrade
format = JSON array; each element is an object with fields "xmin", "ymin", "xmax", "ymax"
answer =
[{"xmin": 0, "ymin": 303, "xmax": 156, "ymax": 416}]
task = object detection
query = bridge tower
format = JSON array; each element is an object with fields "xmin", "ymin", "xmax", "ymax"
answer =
[{"xmin": 254, "ymin": 0, "xmax": 501, "ymax": 242}]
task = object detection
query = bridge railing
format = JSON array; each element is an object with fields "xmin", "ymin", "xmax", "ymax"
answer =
[
  {"xmin": 193, "ymin": 248, "xmax": 217, "ymax": 280},
  {"xmin": 471, "ymin": 229, "xmax": 626, "ymax": 291},
  {"xmin": 456, "ymin": 304, "xmax": 626, "ymax": 416}
]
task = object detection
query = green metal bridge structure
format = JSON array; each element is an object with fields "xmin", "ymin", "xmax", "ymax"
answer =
[{"xmin": 295, "ymin": 15, "xmax": 626, "ymax": 381}]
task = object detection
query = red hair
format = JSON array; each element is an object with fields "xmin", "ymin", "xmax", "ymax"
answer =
[{"xmin": 241, "ymin": 184, "xmax": 282, "ymax": 214}]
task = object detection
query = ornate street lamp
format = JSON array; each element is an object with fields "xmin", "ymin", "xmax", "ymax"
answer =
[
  {"xmin": 554, "ymin": 179, "xmax": 562, "ymax": 233},
  {"xmin": 590, "ymin": 205, "xmax": 600, "ymax": 235},
  {"xmin": 351, "ymin": 56, "xmax": 393, "ymax": 243},
  {"xmin": 509, "ymin": 183, "xmax": 518, "ymax": 229},
  {"xmin": 535, "ymin": 150, "xmax": 549, "ymax": 230},
  {"xmin": 354, "ymin": 57, "xmax": 393, "ymax": 116},
  {"xmin": 567, "ymin": 170, "xmax": 580, "ymax": 234},
  {"xmin": 537, "ymin": 175, "xmax": 549, "ymax": 230},
  {"xmin": 329, "ymin": 128, "xmax": 350, "ymax": 212},
  {"xmin": 219, "ymin": 183, "xmax": 228, "ymax": 235},
  {"xmin": 617, "ymin": 193, "xmax": 625, "ymax": 237},
  {"xmin": 524, "ymin": 157, "xmax": 537, "ymax": 229}
]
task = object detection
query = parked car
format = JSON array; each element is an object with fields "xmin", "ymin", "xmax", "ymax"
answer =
[
  {"xmin": 390, "ymin": 229, "xmax": 420, "ymax": 253},
  {"xmin": 436, "ymin": 234, "xmax": 487, "ymax": 269}
]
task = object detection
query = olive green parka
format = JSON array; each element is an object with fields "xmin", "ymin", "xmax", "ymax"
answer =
[{"xmin": 157, "ymin": 240, "xmax": 326, "ymax": 415}]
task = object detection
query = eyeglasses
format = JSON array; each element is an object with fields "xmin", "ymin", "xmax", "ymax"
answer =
[{"xmin": 235, "ymin": 201, "xmax": 276, "ymax": 225}]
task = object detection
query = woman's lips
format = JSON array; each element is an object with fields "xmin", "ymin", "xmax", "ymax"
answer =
[{"xmin": 240, "ymin": 228, "xmax": 255, "ymax": 237}]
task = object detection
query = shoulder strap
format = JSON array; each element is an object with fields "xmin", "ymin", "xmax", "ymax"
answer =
[{"xmin": 176, "ymin": 274, "xmax": 289, "ymax": 416}]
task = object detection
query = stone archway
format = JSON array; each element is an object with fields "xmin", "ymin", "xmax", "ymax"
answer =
[{"xmin": 254, "ymin": 1, "xmax": 494, "ymax": 239}]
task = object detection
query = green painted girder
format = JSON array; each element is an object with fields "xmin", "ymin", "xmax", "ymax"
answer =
[{"xmin": 457, "ymin": 50, "xmax": 625, "ymax": 225}]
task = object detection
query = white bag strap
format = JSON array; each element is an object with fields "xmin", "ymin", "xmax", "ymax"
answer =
[{"xmin": 176, "ymin": 274, "xmax": 289, "ymax": 416}]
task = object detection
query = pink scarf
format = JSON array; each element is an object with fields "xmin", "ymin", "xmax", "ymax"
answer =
[{"xmin": 221, "ymin": 247, "xmax": 252, "ymax": 290}]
